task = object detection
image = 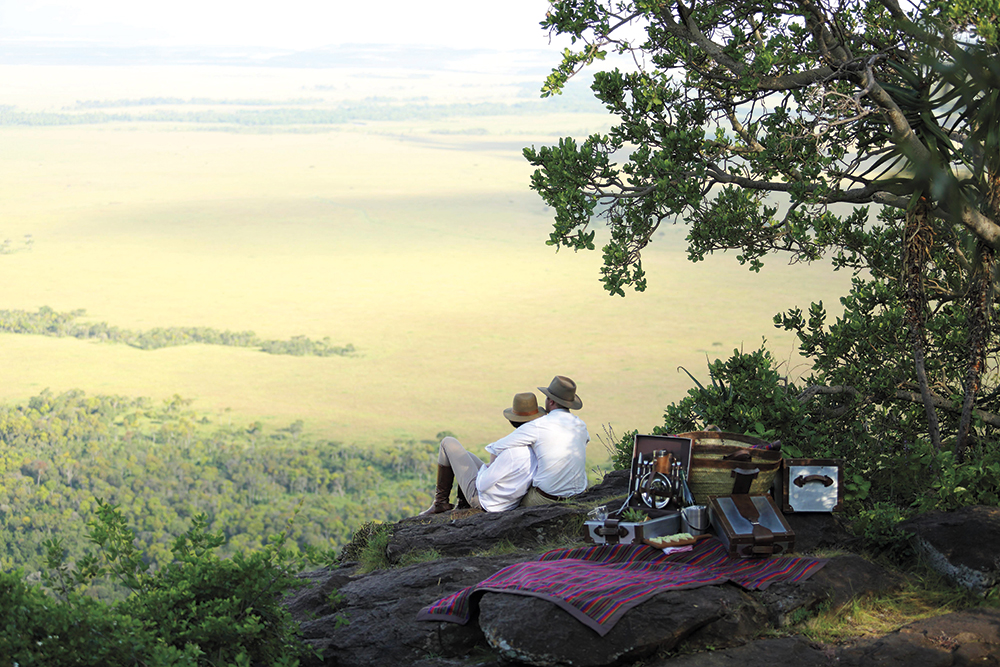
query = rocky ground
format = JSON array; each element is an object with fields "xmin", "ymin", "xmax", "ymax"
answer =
[{"xmin": 283, "ymin": 470, "xmax": 1000, "ymax": 666}]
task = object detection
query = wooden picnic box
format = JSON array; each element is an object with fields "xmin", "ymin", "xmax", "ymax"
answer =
[
  {"xmin": 776, "ymin": 458, "xmax": 844, "ymax": 513},
  {"xmin": 708, "ymin": 494, "xmax": 795, "ymax": 558},
  {"xmin": 678, "ymin": 431, "xmax": 783, "ymax": 504},
  {"xmin": 583, "ymin": 508, "xmax": 681, "ymax": 546}
]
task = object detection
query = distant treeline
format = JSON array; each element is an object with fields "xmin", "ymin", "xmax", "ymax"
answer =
[
  {"xmin": 0, "ymin": 306, "xmax": 355, "ymax": 357},
  {"xmin": 0, "ymin": 94, "xmax": 601, "ymax": 128},
  {"xmin": 70, "ymin": 97, "xmax": 324, "ymax": 109},
  {"xmin": 0, "ymin": 235, "xmax": 33, "ymax": 255}
]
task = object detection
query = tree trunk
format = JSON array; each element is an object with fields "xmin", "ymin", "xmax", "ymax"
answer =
[
  {"xmin": 956, "ymin": 241, "xmax": 993, "ymax": 461},
  {"xmin": 904, "ymin": 197, "xmax": 943, "ymax": 451},
  {"xmin": 959, "ymin": 165, "xmax": 1000, "ymax": 460}
]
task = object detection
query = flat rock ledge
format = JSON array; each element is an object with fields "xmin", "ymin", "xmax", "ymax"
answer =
[
  {"xmin": 386, "ymin": 469, "xmax": 633, "ymax": 564},
  {"xmin": 286, "ymin": 544, "xmax": 902, "ymax": 667},
  {"xmin": 283, "ymin": 476, "xmax": 996, "ymax": 667},
  {"xmin": 655, "ymin": 608, "xmax": 1000, "ymax": 667}
]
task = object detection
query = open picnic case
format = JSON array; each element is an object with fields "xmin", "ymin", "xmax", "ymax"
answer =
[
  {"xmin": 584, "ymin": 434, "xmax": 694, "ymax": 546},
  {"xmin": 626, "ymin": 434, "xmax": 694, "ymax": 510},
  {"xmin": 584, "ymin": 431, "xmax": 800, "ymax": 557}
]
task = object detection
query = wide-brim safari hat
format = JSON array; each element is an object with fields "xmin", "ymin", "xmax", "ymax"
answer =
[
  {"xmin": 538, "ymin": 375, "xmax": 583, "ymax": 410},
  {"xmin": 503, "ymin": 392, "xmax": 547, "ymax": 423}
]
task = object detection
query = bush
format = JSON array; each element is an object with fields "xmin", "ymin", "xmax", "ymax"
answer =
[
  {"xmin": 651, "ymin": 345, "xmax": 837, "ymax": 458},
  {"xmin": 609, "ymin": 347, "xmax": 823, "ymax": 470},
  {"xmin": 339, "ymin": 520, "xmax": 393, "ymax": 572},
  {"xmin": 609, "ymin": 429, "xmax": 638, "ymax": 471},
  {"xmin": 865, "ymin": 439, "xmax": 1000, "ymax": 512},
  {"xmin": 852, "ymin": 502, "xmax": 915, "ymax": 563},
  {"xmin": 0, "ymin": 570, "xmax": 156, "ymax": 666},
  {"xmin": 4, "ymin": 500, "xmax": 316, "ymax": 666}
]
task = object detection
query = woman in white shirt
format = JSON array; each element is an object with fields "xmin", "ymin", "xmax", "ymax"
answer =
[{"xmin": 417, "ymin": 393, "xmax": 543, "ymax": 515}]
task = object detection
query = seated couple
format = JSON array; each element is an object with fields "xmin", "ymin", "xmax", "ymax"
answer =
[{"xmin": 418, "ymin": 375, "xmax": 590, "ymax": 515}]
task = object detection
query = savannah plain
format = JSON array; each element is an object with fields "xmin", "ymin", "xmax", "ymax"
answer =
[{"xmin": 0, "ymin": 55, "xmax": 853, "ymax": 467}]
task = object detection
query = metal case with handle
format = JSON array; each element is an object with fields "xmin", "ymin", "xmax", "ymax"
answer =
[
  {"xmin": 777, "ymin": 458, "xmax": 844, "ymax": 513},
  {"xmin": 708, "ymin": 494, "xmax": 795, "ymax": 558}
]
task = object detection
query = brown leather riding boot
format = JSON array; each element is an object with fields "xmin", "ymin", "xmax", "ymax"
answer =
[
  {"xmin": 418, "ymin": 465, "xmax": 455, "ymax": 516},
  {"xmin": 455, "ymin": 484, "xmax": 472, "ymax": 509}
]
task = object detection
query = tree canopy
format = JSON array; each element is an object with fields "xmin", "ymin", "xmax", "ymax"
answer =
[{"xmin": 525, "ymin": 0, "xmax": 1000, "ymax": 457}]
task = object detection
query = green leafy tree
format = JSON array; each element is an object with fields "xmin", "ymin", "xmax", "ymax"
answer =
[
  {"xmin": 525, "ymin": 0, "xmax": 1000, "ymax": 458},
  {"xmin": 3, "ymin": 501, "xmax": 312, "ymax": 666}
]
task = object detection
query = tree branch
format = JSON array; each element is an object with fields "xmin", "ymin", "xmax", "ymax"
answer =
[{"xmin": 798, "ymin": 384, "xmax": 1000, "ymax": 427}]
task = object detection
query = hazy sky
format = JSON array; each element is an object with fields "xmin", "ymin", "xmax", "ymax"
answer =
[{"xmin": 0, "ymin": 0, "xmax": 565, "ymax": 51}]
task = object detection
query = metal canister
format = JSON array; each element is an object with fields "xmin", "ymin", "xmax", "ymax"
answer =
[{"xmin": 654, "ymin": 451, "xmax": 673, "ymax": 474}]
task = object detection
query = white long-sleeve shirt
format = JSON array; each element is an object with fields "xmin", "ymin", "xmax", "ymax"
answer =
[
  {"xmin": 476, "ymin": 446, "xmax": 537, "ymax": 512},
  {"xmin": 486, "ymin": 408, "xmax": 589, "ymax": 497}
]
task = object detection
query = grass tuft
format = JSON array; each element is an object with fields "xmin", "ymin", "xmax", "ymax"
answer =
[
  {"xmin": 397, "ymin": 549, "xmax": 442, "ymax": 567},
  {"xmin": 471, "ymin": 539, "xmax": 522, "ymax": 558},
  {"xmin": 340, "ymin": 521, "xmax": 394, "ymax": 573},
  {"xmin": 789, "ymin": 564, "xmax": 997, "ymax": 643}
]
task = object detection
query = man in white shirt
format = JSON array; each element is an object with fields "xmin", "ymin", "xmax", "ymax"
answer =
[
  {"xmin": 417, "ymin": 393, "xmax": 544, "ymax": 515},
  {"xmin": 487, "ymin": 375, "xmax": 590, "ymax": 506}
]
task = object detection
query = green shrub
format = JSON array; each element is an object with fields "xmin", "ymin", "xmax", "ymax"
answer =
[
  {"xmin": 852, "ymin": 502, "xmax": 914, "ymax": 563},
  {"xmin": 0, "ymin": 570, "xmax": 156, "ymax": 666},
  {"xmin": 340, "ymin": 520, "xmax": 394, "ymax": 573},
  {"xmin": 610, "ymin": 429, "xmax": 638, "ymax": 471},
  {"xmin": 865, "ymin": 439, "xmax": 1000, "ymax": 512},
  {"xmin": 654, "ymin": 345, "xmax": 822, "ymax": 455},
  {"xmin": 608, "ymin": 347, "xmax": 825, "ymax": 470},
  {"xmin": 5, "ymin": 500, "xmax": 316, "ymax": 666},
  {"xmin": 356, "ymin": 523, "xmax": 394, "ymax": 573}
]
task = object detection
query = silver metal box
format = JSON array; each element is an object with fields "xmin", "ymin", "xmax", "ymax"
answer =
[
  {"xmin": 777, "ymin": 458, "xmax": 844, "ymax": 513},
  {"xmin": 584, "ymin": 510, "xmax": 681, "ymax": 546}
]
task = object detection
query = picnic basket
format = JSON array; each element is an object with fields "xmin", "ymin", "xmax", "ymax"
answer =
[{"xmin": 678, "ymin": 431, "xmax": 782, "ymax": 504}]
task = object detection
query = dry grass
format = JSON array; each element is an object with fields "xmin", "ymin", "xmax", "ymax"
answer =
[
  {"xmin": 0, "ymin": 65, "xmax": 854, "ymax": 455},
  {"xmin": 783, "ymin": 565, "xmax": 997, "ymax": 644}
]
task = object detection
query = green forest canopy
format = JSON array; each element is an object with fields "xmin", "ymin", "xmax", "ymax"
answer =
[{"xmin": 0, "ymin": 388, "xmax": 437, "ymax": 582}]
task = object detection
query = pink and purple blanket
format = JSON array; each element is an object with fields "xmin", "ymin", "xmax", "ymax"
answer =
[{"xmin": 416, "ymin": 537, "xmax": 826, "ymax": 636}]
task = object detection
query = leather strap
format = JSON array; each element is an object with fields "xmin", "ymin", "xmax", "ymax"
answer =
[
  {"xmin": 732, "ymin": 495, "xmax": 775, "ymax": 555},
  {"xmin": 533, "ymin": 486, "xmax": 569, "ymax": 502},
  {"xmin": 596, "ymin": 519, "xmax": 626, "ymax": 544},
  {"xmin": 794, "ymin": 474, "xmax": 834, "ymax": 487},
  {"xmin": 730, "ymin": 467, "xmax": 759, "ymax": 495},
  {"xmin": 732, "ymin": 494, "xmax": 760, "ymax": 523}
]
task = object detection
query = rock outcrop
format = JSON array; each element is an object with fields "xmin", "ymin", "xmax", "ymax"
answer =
[
  {"xmin": 385, "ymin": 469, "xmax": 632, "ymax": 564},
  {"xmin": 900, "ymin": 505, "xmax": 1000, "ymax": 594},
  {"xmin": 284, "ymin": 474, "xmax": 998, "ymax": 667},
  {"xmin": 658, "ymin": 608, "xmax": 1000, "ymax": 667}
]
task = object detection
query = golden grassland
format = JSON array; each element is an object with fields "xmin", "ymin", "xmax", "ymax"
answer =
[{"xmin": 0, "ymin": 64, "xmax": 854, "ymax": 460}]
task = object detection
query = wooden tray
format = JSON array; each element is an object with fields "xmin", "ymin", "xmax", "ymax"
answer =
[{"xmin": 642, "ymin": 533, "xmax": 698, "ymax": 549}]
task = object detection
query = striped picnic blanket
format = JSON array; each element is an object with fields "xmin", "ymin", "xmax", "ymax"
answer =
[{"xmin": 416, "ymin": 537, "xmax": 826, "ymax": 636}]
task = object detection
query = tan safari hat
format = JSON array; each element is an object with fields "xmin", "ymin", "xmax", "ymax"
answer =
[
  {"xmin": 503, "ymin": 392, "xmax": 547, "ymax": 423},
  {"xmin": 538, "ymin": 375, "xmax": 583, "ymax": 410}
]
